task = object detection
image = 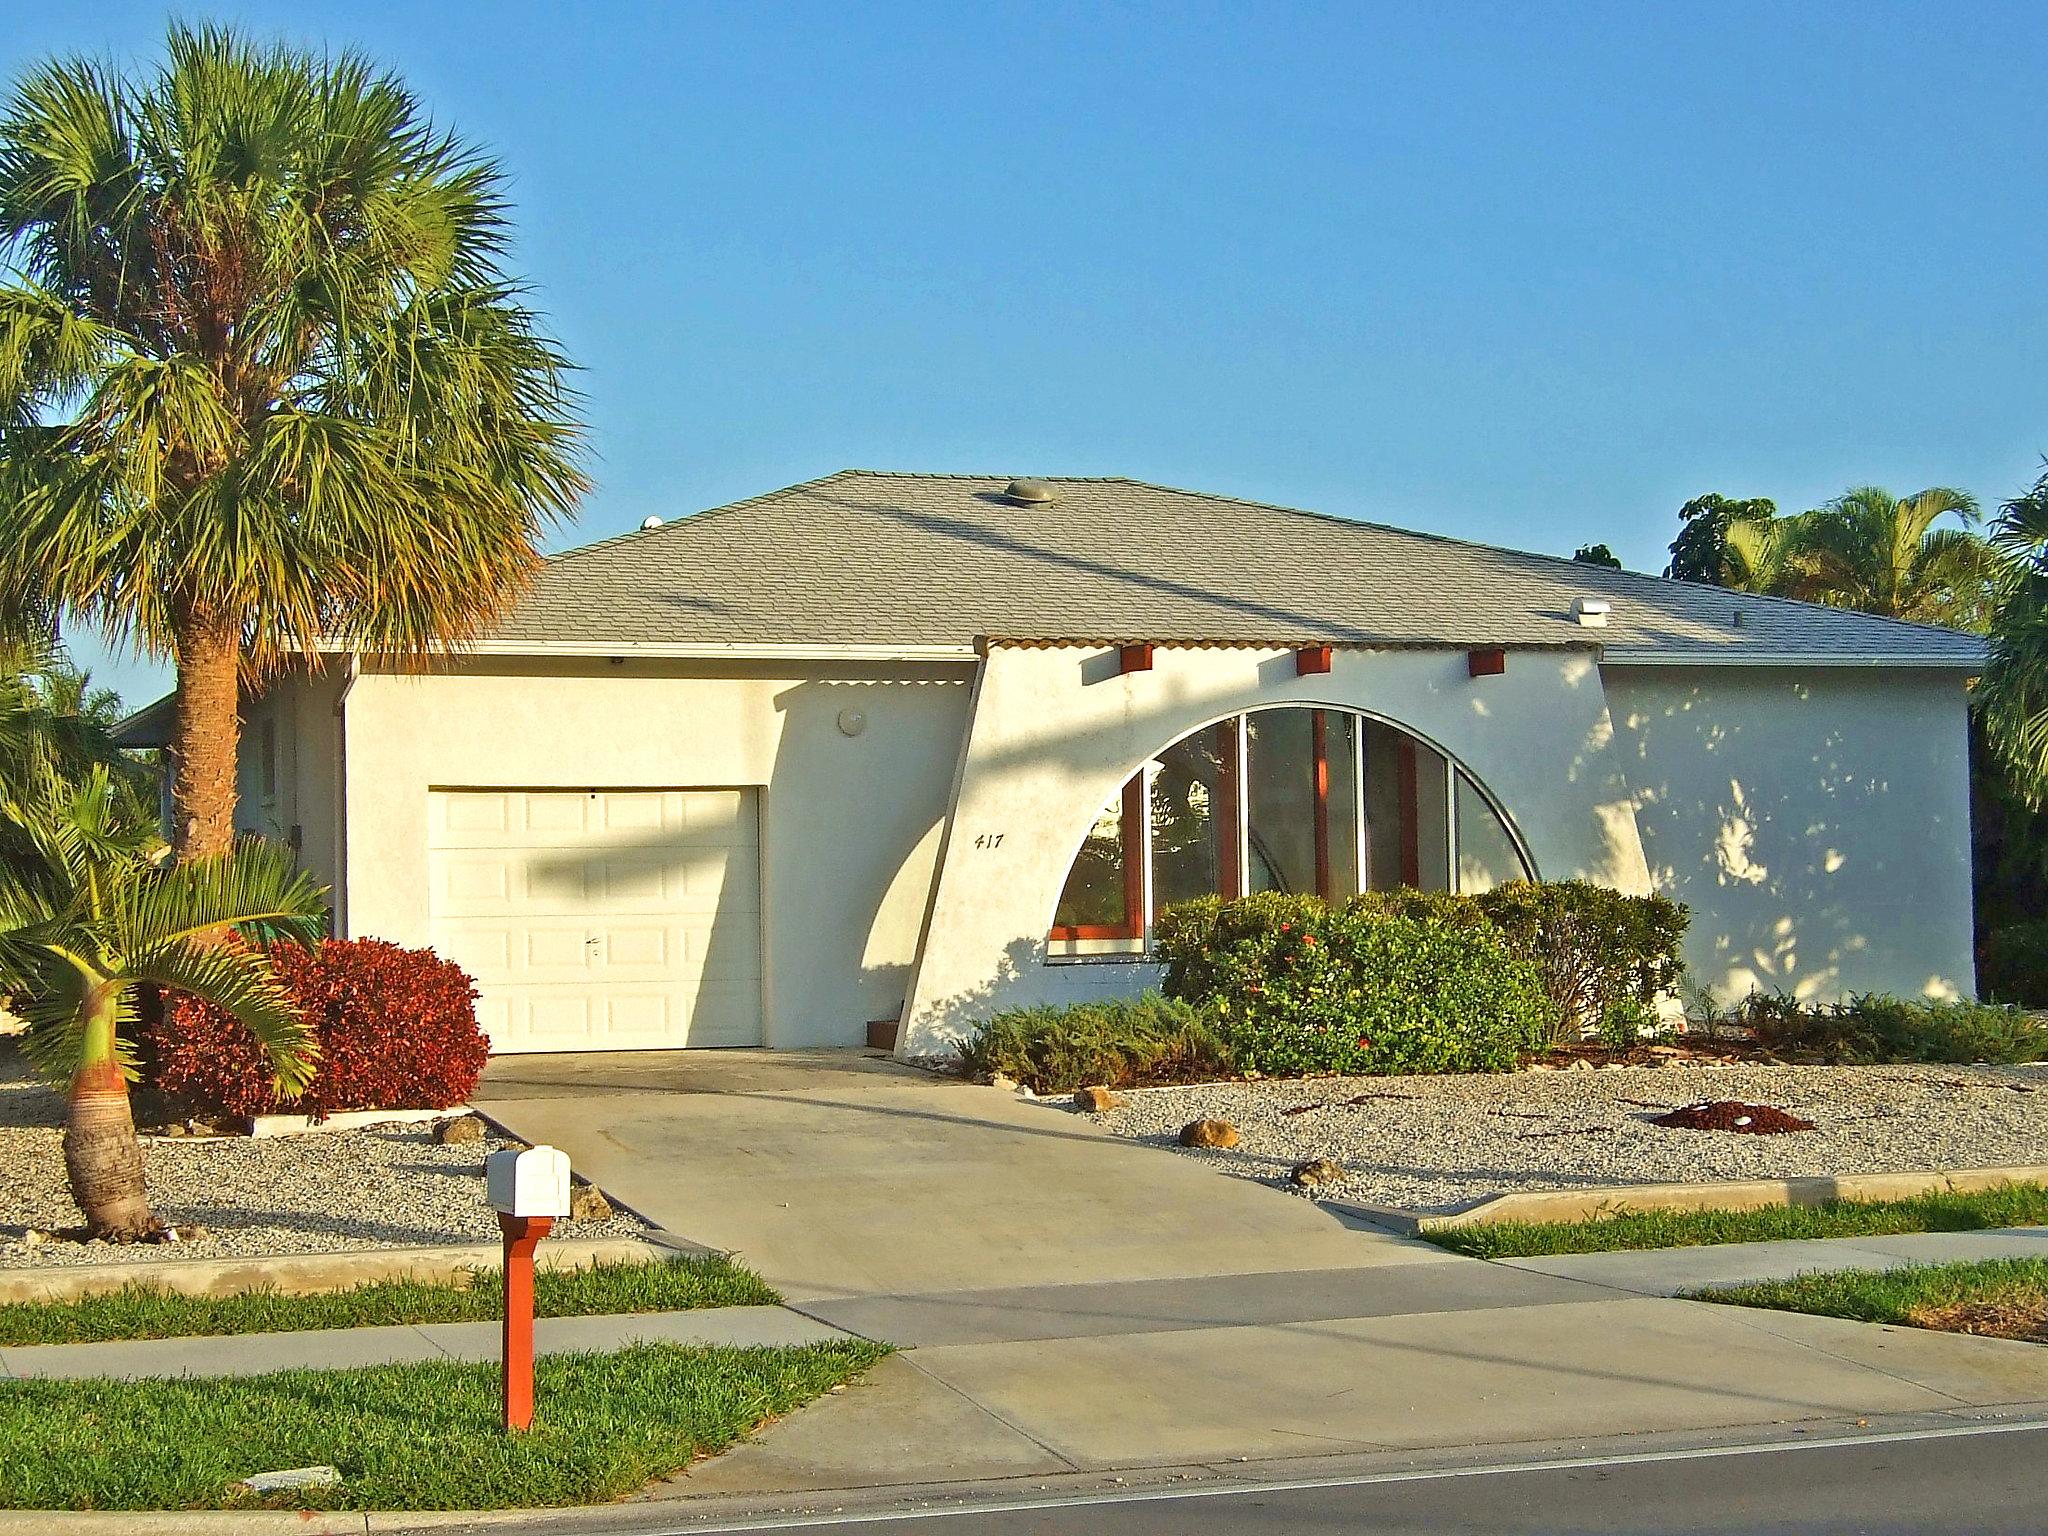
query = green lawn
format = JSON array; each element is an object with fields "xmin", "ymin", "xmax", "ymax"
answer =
[
  {"xmin": 1694, "ymin": 1256, "xmax": 2048, "ymax": 1339},
  {"xmin": 1422, "ymin": 1182, "xmax": 2048, "ymax": 1259},
  {"xmin": 0, "ymin": 1255, "xmax": 778, "ymax": 1347},
  {"xmin": 0, "ymin": 1339, "xmax": 887, "ymax": 1511}
]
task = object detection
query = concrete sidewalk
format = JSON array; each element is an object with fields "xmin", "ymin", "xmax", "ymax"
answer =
[{"xmin": 0, "ymin": 1304, "xmax": 851, "ymax": 1381}]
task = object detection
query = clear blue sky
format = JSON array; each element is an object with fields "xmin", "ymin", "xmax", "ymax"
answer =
[{"xmin": 10, "ymin": 2, "xmax": 2047, "ymax": 705}]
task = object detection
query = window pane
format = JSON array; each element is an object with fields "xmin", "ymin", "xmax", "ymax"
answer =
[
  {"xmin": 1151, "ymin": 725, "xmax": 1229, "ymax": 909},
  {"xmin": 1411, "ymin": 737, "xmax": 1451, "ymax": 891},
  {"xmin": 1363, "ymin": 721, "xmax": 1451, "ymax": 892},
  {"xmin": 1363, "ymin": 720, "xmax": 1404, "ymax": 892},
  {"xmin": 1456, "ymin": 772, "xmax": 1529, "ymax": 892},
  {"xmin": 1322, "ymin": 711, "xmax": 1361, "ymax": 897},
  {"xmin": 1053, "ymin": 783, "xmax": 1132, "ymax": 930},
  {"xmin": 1246, "ymin": 709, "xmax": 1317, "ymax": 895}
]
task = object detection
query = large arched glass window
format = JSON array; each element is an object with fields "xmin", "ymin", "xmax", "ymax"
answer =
[{"xmin": 1050, "ymin": 707, "xmax": 1532, "ymax": 951}]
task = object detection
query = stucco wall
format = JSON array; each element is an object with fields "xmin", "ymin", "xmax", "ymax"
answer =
[
  {"xmin": 329, "ymin": 657, "xmax": 972, "ymax": 1047},
  {"xmin": 235, "ymin": 665, "xmax": 345, "ymax": 910},
  {"xmin": 900, "ymin": 643, "xmax": 1657, "ymax": 1055},
  {"xmin": 1600, "ymin": 665, "xmax": 1976, "ymax": 1005}
]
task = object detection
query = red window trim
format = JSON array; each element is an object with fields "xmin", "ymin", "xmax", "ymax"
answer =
[{"xmin": 1047, "ymin": 775, "xmax": 1147, "ymax": 941}]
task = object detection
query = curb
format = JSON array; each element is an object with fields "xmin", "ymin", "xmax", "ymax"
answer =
[
  {"xmin": 0, "ymin": 1235, "xmax": 696, "ymax": 1304},
  {"xmin": 1330, "ymin": 1164, "xmax": 2048, "ymax": 1233}
]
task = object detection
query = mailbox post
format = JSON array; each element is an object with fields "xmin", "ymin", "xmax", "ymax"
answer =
[{"xmin": 486, "ymin": 1145, "xmax": 571, "ymax": 1432}]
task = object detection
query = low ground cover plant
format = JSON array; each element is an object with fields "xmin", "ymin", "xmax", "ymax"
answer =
[
  {"xmin": 148, "ymin": 938, "xmax": 490, "ymax": 1119},
  {"xmin": 1425, "ymin": 1183, "xmax": 2048, "ymax": 1259},
  {"xmin": 1694, "ymin": 1256, "xmax": 2048, "ymax": 1344},
  {"xmin": 1736, "ymin": 992, "xmax": 2048, "ymax": 1065},
  {"xmin": 0, "ymin": 1339, "xmax": 886, "ymax": 1511},
  {"xmin": 1980, "ymin": 921, "xmax": 2048, "ymax": 1008},
  {"xmin": 962, "ymin": 994, "xmax": 1232, "ymax": 1093},
  {"xmin": 0, "ymin": 1255, "xmax": 776, "ymax": 1348},
  {"xmin": 1155, "ymin": 893, "xmax": 1550, "ymax": 1076}
]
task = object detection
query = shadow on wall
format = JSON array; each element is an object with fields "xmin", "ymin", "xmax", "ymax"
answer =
[{"xmin": 1606, "ymin": 671, "xmax": 1970, "ymax": 1003}]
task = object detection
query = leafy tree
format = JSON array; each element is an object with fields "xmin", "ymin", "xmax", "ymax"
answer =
[
  {"xmin": 1664, "ymin": 493, "xmax": 1777, "ymax": 584},
  {"xmin": 1795, "ymin": 486, "xmax": 1998, "ymax": 629},
  {"xmin": 1982, "ymin": 472, "xmax": 2048, "ymax": 810},
  {"xmin": 0, "ymin": 766, "xmax": 325, "ymax": 1237},
  {"xmin": 0, "ymin": 24, "xmax": 587, "ymax": 860},
  {"xmin": 1572, "ymin": 543, "xmax": 1622, "ymax": 569}
]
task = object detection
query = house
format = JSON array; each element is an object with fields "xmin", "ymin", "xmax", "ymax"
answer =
[{"xmin": 121, "ymin": 471, "xmax": 1987, "ymax": 1056}]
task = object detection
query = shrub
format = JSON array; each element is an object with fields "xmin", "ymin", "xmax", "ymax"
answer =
[
  {"xmin": 1471, "ymin": 880, "xmax": 1689, "ymax": 1043},
  {"xmin": 148, "ymin": 938, "xmax": 489, "ymax": 1119},
  {"xmin": 961, "ymin": 994, "xmax": 1233, "ymax": 1094},
  {"xmin": 1155, "ymin": 892, "xmax": 1551, "ymax": 1077},
  {"xmin": 1743, "ymin": 992, "xmax": 2048, "ymax": 1066},
  {"xmin": 1981, "ymin": 922, "xmax": 2048, "ymax": 1008}
]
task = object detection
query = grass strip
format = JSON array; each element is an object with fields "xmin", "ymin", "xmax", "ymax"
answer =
[
  {"xmin": 1422, "ymin": 1182, "xmax": 2048, "ymax": 1259},
  {"xmin": 1693, "ymin": 1256, "xmax": 2048, "ymax": 1334},
  {"xmin": 0, "ymin": 1254, "xmax": 779, "ymax": 1347},
  {"xmin": 0, "ymin": 1338, "xmax": 886, "ymax": 1511}
]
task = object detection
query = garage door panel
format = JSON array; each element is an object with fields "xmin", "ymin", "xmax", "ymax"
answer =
[{"xmin": 428, "ymin": 788, "xmax": 763, "ymax": 1053}]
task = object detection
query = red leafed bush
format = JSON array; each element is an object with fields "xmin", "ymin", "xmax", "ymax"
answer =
[{"xmin": 148, "ymin": 938, "xmax": 490, "ymax": 1120}]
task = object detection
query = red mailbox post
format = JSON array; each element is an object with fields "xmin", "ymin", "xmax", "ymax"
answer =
[{"xmin": 487, "ymin": 1145, "xmax": 572, "ymax": 1433}]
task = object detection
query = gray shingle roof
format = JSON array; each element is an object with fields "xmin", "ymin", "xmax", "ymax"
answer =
[{"xmin": 486, "ymin": 471, "xmax": 1988, "ymax": 667}]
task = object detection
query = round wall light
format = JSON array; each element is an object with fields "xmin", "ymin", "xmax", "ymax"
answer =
[{"xmin": 837, "ymin": 708, "xmax": 867, "ymax": 738}]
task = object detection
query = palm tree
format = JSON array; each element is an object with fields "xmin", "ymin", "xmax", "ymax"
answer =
[
  {"xmin": 0, "ymin": 766, "xmax": 326, "ymax": 1237},
  {"xmin": 1982, "ymin": 475, "xmax": 2048, "ymax": 811},
  {"xmin": 0, "ymin": 23, "xmax": 587, "ymax": 860},
  {"xmin": 1722, "ymin": 511, "xmax": 1817, "ymax": 600},
  {"xmin": 1793, "ymin": 487, "xmax": 1999, "ymax": 630},
  {"xmin": 0, "ymin": 633, "xmax": 146, "ymax": 819}
]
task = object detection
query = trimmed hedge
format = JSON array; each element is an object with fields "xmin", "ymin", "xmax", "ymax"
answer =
[
  {"xmin": 1740, "ymin": 992, "xmax": 2048, "ymax": 1066},
  {"xmin": 148, "ymin": 938, "xmax": 490, "ymax": 1119},
  {"xmin": 1468, "ymin": 881, "xmax": 1687, "ymax": 1042},
  {"xmin": 1155, "ymin": 893, "xmax": 1551, "ymax": 1076},
  {"xmin": 1981, "ymin": 922, "xmax": 2048, "ymax": 1008},
  {"xmin": 961, "ymin": 994, "xmax": 1233, "ymax": 1094}
]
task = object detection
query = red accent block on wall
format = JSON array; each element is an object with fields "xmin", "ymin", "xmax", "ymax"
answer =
[
  {"xmin": 1295, "ymin": 644, "xmax": 1334, "ymax": 675},
  {"xmin": 1118, "ymin": 643, "xmax": 1154, "ymax": 674},
  {"xmin": 1468, "ymin": 647, "xmax": 1507, "ymax": 677}
]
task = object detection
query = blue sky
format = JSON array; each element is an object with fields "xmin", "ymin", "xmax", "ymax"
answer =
[{"xmin": 9, "ymin": 2, "xmax": 2047, "ymax": 704}]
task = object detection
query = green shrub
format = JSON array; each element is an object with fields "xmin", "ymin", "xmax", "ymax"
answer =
[
  {"xmin": 1981, "ymin": 922, "xmax": 2048, "ymax": 1007},
  {"xmin": 1155, "ymin": 892, "xmax": 1550, "ymax": 1077},
  {"xmin": 1596, "ymin": 995, "xmax": 1660, "ymax": 1051},
  {"xmin": 1471, "ymin": 880, "xmax": 1689, "ymax": 1043},
  {"xmin": 961, "ymin": 994, "xmax": 1233, "ymax": 1094},
  {"xmin": 1744, "ymin": 992, "xmax": 2048, "ymax": 1065}
]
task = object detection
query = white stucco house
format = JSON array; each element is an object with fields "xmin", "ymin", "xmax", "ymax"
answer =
[{"xmin": 121, "ymin": 471, "xmax": 1988, "ymax": 1057}]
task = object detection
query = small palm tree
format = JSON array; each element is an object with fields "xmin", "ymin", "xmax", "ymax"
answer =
[
  {"xmin": 0, "ymin": 23, "xmax": 587, "ymax": 860},
  {"xmin": 1983, "ymin": 475, "xmax": 2048, "ymax": 810},
  {"xmin": 0, "ymin": 768, "xmax": 326, "ymax": 1237},
  {"xmin": 1795, "ymin": 487, "xmax": 1999, "ymax": 630}
]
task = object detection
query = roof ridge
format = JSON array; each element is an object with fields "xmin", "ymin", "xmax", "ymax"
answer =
[{"xmin": 542, "ymin": 469, "xmax": 867, "ymax": 565}]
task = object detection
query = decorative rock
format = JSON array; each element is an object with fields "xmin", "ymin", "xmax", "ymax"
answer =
[
  {"xmin": 988, "ymin": 1073, "xmax": 1022, "ymax": 1094},
  {"xmin": 233, "ymin": 1465, "xmax": 343, "ymax": 1496},
  {"xmin": 1179, "ymin": 1118, "xmax": 1240, "ymax": 1149},
  {"xmin": 1073, "ymin": 1085, "xmax": 1125, "ymax": 1112},
  {"xmin": 569, "ymin": 1182, "xmax": 613, "ymax": 1222},
  {"xmin": 1291, "ymin": 1157, "xmax": 1345, "ymax": 1188},
  {"xmin": 433, "ymin": 1113, "xmax": 487, "ymax": 1145}
]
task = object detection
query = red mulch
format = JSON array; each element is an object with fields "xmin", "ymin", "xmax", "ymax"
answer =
[{"xmin": 1650, "ymin": 1100, "xmax": 1816, "ymax": 1134}]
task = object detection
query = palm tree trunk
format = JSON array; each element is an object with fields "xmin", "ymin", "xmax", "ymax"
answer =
[
  {"xmin": 170, "ymin": 603, "xmax": 242, "ymax": 861},
  {"xmin": 63, "ymin": 983, "xmax": 159, "ymax": 1240}
]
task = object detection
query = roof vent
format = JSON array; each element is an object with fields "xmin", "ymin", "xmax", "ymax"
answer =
[
  {"xmin": 1003, "ymin": 478, "xmax": 1058, "ymax": 506},
  {"xmin": 640, "ymin": 516, "xmax": 665, "ymax": 531},
  {"xmin": 1572, "ymin": 596, "xmax": 1611, "ymax": 628}
]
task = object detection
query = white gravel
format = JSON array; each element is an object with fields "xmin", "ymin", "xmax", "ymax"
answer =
[
  {"xmin": 0, "ymin": 1048, "xmax": 647, "ymax": 1268},
  {"xmin": 1077, "ymin": 1063, "xmax": 2048, "ymax": 1214}
]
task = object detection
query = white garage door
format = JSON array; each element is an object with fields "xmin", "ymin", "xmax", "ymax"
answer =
[{"xmin": 428, "ymin": 788, "xmax": 763, "ymax": 1053}]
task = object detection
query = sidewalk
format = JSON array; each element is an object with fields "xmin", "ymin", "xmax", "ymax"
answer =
[{"xmin": 0, "ymin": 1304, "xmax": 851, "ymax": 1381}]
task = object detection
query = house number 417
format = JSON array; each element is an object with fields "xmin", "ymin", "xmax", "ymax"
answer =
[{"xmin": 974, "ymin": 833, "xmax": 1005, "ymax": 849}]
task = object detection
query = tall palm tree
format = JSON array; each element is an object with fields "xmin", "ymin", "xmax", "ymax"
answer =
[
  {"xmin": 1793, "ymin": 486, "xmax": 1998, "ymax": 630},
  {"xmin": 1982, "ymin": 474, "xmax": 2048, "ymax": 811},
  {"xmin": 0, "ymin": 766, "xmax": 325, "ymax": 1237},
  {"xmin": 1722, "ymin": 511, "xmax": 1817, "ymax": 600},
  {"xmin": 0, "ymin": 23, "xmax": 587, "ymax": 859}
]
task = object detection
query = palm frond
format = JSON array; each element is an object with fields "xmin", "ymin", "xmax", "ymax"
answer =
[
  {"xmin": 107, "ymin": 836, "xmax": 326, "ymax": 955},
  {"xmin": 128, "ymin": 937, "xmax": 316, "ymax": 1093}
]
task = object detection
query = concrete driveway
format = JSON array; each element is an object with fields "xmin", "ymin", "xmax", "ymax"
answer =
[{"xmin": 475, "ymin": 1048, "xmax": 1449, "ymax": 1299}]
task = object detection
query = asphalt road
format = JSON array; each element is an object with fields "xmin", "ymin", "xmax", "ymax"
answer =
[{"xmin": 571, "ymin": 1423, "xmax": 2048, "ymax": 1536}]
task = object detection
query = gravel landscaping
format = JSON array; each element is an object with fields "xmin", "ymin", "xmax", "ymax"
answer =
[
  {"xmin": 0, "ymin": 1047, "xmax": 648, "ymax": 1268},
  {"xmin": 1075, "ymin": 1062, "xmax": 2048, "ymax": 1213}
]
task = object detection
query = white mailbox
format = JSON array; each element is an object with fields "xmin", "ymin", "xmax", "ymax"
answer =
[{"xmin": 487, "ymin": 1145, "xmax": 572, "ymax": 1219}]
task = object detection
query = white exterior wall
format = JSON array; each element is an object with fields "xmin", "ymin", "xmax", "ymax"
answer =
[
  {"xmin": 900, "ymin": 644, "xmax": 1658, "ymax": 1055},
  {"xmin": 234, "ymin": 664, "xmax": 346, "ymax": 904},
  {"xmin": 327, "ymin": 657, "xmax": 972, "ymax": 1047},
  {"xmin": 1600, "ymin": 665, "xmax": 1976, "ymax": 1006}
]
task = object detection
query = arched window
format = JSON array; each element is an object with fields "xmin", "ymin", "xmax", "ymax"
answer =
[{"xmin": 1050, "ymin": 707, "xmax": 1532, "ymax": 951}]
